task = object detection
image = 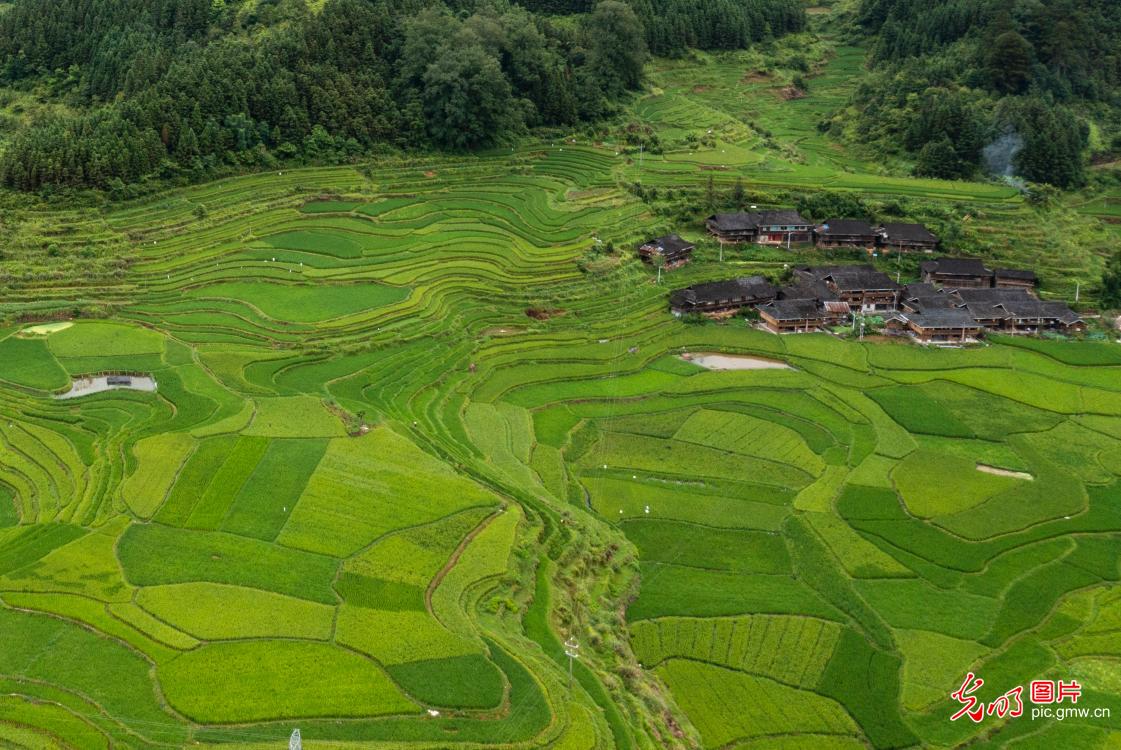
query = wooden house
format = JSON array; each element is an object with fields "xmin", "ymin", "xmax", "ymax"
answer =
[
  {"xmin": 669, "ymin": 276, "xmax": 777, "ymax": 316},
  {"xmin": 900, "ymin": 290, "xmax": 956, "ymax": 315},
  {"xmin": 877, "ymin": 223, "xmax": 939, "ymax": 253},
  {"xmin": 706, "ymin": 213, "xmax": 759, "ymax": 244},
  {"xmin": 950, "ymin": 287, "xmax": 1034, "ymax": 305},
  {"xmin": 900, "ymin": 309, "xmax": 984, "ymax": 343},
  {"xmin": 992, "ymin": 301, "xmax": 1084, "ymax": 334},
  {"xmin": 758, "ymin": 299, "xmax": 826, "ymax": 333},
  {"xmin": 920, "ymin": 258, "xmax": 992, "ymax": 288},
  {"xmin": 959, "ymin": 303, "xmax": 1009, "ymax": 329},
  {"xmin": 798, "ymin": 265, "xmax": 899, "ymax": 312},
  {"xmin": 814, "ymin": 219, "xmax": 877, "ymax": 249},
  {"xmin": 993, "ymin": 268, "xmax": 1038, "ymax": 291},
  {"xmin": 900, "ymin": 282, "xmax": 938, "ymax": 298},
  {"xmin": 706, "ymin": 210, "xmax": 813, "ymax": 245},
  {"xmin": 638, "ymin": 234, "xmax": 694, "ymax": 268},
  {"xmin": 754, "ymin": 210, "xmax": 813, "ymax": 245},
  {"xmin": 950, "ymin": 288, "xmax": 1033, "ymax": 329},
  {"xmin": 822, "ymin": 300, "xmax": 854, "ymax": 321},
  {"xmin": 779, "ymin": 278, "xmax": 838, "ymax": 303}
]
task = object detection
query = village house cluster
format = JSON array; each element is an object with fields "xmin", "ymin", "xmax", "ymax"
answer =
[
  {"xmin": 638, "ymin": 211, "xmax": 941, "ymax": 270},
  {"xmin": 646, "ymin": 209, "xmax": 1084, "ymax": 344}
]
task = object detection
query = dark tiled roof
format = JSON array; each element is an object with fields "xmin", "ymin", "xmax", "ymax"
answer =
[
  {"xmin": 994, "ymin": 268, "xmax": 1038, "ymax": 281},
  {"xmin": 951, "ymin": 287, "xmax": 1034, "ymax": 304},
  {"xmin": 795, "ymin": 265, "xmax": 860, "ymax": 281},
  {"xmin": 962, "ymin": 302, "xmax": 1011, "ymax": 320},
  {"xmin": 707, "ymin": 210, "xmax": 811, "ymax": 232},
  {"xmin": 817, "ymin": 218, "xmax": 875, "ymax": 236},
  {"xmin": 995, "ymin": 301, "xmax": 1082, "ymax": 323},
  {"xmin": 907, "ymin": 295, "xmax": 956, "ymax": 312},
  {"xmin": 908, "ymin": 309, "xmax": 982, "ymax": 329},
  {"xmin": 920, "ymin": 257, "xmax": 992, "ymax": 277},
  {"xmin": 756, "ymin": 210, "xmax": 811, "ymax": 227},
  {"xmin": 822, "ymin": 266, "xmax": 900, "ymax": 292},
  {"xmin": 641, "ymin": 234, "xmax": 694, "ymax": 255},
  {"xmin": 669, "ymin": 276, "xmax": 777, "ymax": 308},
  {"xmin": 759, "ymin": 299, "xmax": 823, "ymax": 321},
  {"xmin": 880, "ymin": 222, "xmax": 938, "ymax": 243},
  {"xmin": 707, "ymin": 213, "xmax": 758, "ymax": 232},
  {"xmin": 1054, "ymin": 306, "xmax": 1084, "ymax": 325},
  {"xmin": 902, "ymin": 282, "xmax": 938, "ymax": 298},
  {"xmin": 779, "ymin": 279, "xmax": 838, "ymax": 302}
]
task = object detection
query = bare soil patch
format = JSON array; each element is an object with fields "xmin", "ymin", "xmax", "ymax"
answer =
[
  {"xmin": 977, "ymin": 464, "xmax": 1034, "ymax": 481},
  {"xmin": 526, "ymin": 307, "xmax": 566, "ymax": 321}
]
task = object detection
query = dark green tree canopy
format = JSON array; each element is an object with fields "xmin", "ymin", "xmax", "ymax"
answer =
[
  {"xmin": 1102, "ymin": 250, "xmax": 1121, "ymax": 310},
  {"xmin": 849, "ymin": 0, "xmax": 1118, "ymax": 187},
  {"xmin": 422, "ymin": 40, "xmax": 522, "ymax": 149},
  {"xmin": 0, "ymin": 0, "xmax": 804, "ymax": 190},
  {"xmin": 585, "ymin": 1, "xmax": 648, "ymax": 96},
  {"xmin": 987, "ymin": 30, "xmax": 1034, "ymax": 94}
]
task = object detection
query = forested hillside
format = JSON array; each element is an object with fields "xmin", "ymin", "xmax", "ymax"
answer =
[
  {"xmin": 835, "ymin": 0, "xmax": 1121, "ymax": 187},
  {"xmin": 0, "ymin": 0, "xmax": 1116, "ymax": 193},
  {"xmin": 0, "ymin": 0, "xmax": 802, "ymax": 191}
]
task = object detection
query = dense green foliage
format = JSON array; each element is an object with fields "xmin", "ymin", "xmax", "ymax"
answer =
[
  {"xmin": 0, "ymin": 0, "xmax": 803, "ymax": 190},
  {"xmin": 1103, "ymin": 248, "xmax": 1121, "ymax": 309},
  {"xmin": 843, "ymin": 0, "xmax": 1120, "ymax": 186}
]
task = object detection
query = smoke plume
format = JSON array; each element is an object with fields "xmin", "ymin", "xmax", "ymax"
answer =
[{"xmin": 983, "ymin": 132, "xmax": 1024, "ymax": 178}]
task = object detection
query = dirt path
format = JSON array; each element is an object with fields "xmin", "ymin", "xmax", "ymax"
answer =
[{"xmin": 424, "ymin": 507, "xmax": 502, "ymax": 615}]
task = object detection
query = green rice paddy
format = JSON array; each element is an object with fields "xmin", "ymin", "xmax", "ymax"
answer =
[{"xmin": 0, "ymin": 26, "xmax": 1118, "ymax": 750}]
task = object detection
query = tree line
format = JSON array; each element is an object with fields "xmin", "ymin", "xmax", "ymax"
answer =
[
  {"xmin": 0, "ymin": 0, "xmax": 804, "ymax": 191},
  {"xmin": 843, "ymin": 0, "xmax": 1120, "ymax": 187}
]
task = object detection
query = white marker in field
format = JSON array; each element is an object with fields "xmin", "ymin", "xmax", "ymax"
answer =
[{"xmin": 289, "ymin": 728, "xmax": 301, "ymax": 750}]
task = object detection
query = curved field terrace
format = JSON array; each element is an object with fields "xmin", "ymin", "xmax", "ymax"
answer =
[{"xmin": 0, "ymin": 44, "xmax": 1119, "ymax": 750}]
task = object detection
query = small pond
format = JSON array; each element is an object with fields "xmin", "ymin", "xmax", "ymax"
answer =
[{"xmin": 681, "ymin": 352, "xmax": 793, "ymax": 371}]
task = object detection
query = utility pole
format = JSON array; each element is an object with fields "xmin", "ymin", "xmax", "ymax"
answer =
[
  {"xmin": 564, "ymin": 636, "xmax": 580, "ymax": 690},
  {"xmin": 1075, "ymin": 282, "xmax": 1080, "ymax": 303}
]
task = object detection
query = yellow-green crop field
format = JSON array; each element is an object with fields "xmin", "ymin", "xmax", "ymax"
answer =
[{"xmin": 0, "ymin": 34, "xmax": 1119, "ymax": 750}]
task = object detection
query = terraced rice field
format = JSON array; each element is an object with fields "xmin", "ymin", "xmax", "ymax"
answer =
[{"xmin": 0, "ymin": 42, "xmax": 1119, "ymax": 750}]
